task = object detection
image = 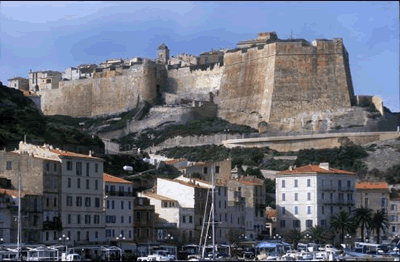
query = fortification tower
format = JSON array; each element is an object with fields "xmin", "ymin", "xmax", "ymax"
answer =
[{"xmin": 157, "ymin": 43, "xmax": 170, "ymax": 64}]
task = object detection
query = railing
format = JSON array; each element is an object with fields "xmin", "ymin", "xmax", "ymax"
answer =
[{"xmin": 105, "ymin": 191, "xmax": 135, "ymax": 197}]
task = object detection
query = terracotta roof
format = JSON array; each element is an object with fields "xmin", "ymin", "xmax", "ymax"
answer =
[
  {"xmin": 356, "ymin": 181, "xmax": 389, "ymax": 190},
  {"xmin": 141, "ymin": 192, "xmax": 177, "ymax": 202},
  {"xmin": 103, "ymin": 173, "xmax": 132, "ymax": 184},
  {"xmin": 236, "ymin": 178, "xmax": 264, "ymax": 186},
  {"xmin": 165, "ymin": 158, "xmax": 187, "ymax": 165},
  {"xmin": 266, "ymin": 209, "xmax": 277, "ymax": 218},
  {"xmin": 22, "ymin": 90, "xmax": 40, "ymax": 97},
  {"xmin": 279, "ymin": 165, "xmax": 355, "ymax": 175},
  {"xmin": 0, "ymin": 188, "xmax": 37, "ymax": 197},
  {"xmin": 49, "ymin": 148, "xmax": 104, "ymax": 161}
]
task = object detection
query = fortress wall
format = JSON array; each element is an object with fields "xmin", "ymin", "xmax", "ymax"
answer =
[
  {"xmin": 166, "ymin": 63, "xmax": 224, "ymax": 100},
  {"xmin": 269, "ymin": 39, "xmax": 354, "ymax": 124},
  {"xmin": 218, "ymin": 44, "xmax": 276, "ymax": 128},
  {"xmin": 40, "ymin": 64, "xmax": 157, "ymax": 117}
]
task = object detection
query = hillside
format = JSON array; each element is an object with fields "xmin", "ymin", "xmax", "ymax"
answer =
[{"xmin": 0, "ymin": 84, "xmax": 104, "ymax": 154}]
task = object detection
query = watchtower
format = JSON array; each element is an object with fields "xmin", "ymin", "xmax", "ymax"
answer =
[{"xmin": 157, "ymin": 43, "xmax": 170, "ymax": 64}]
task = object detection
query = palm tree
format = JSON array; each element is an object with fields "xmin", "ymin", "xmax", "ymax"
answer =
[
  {"xmin": 307, "ymin": 225, "xmax": 332, "ymax": 245},
  {"xmin": 353, "ymin": 207, "xmax": 373, "ymax": 242},
  {"xmin": 330, "ymin": 210, "xmax": 356, "ymax": 244},
  {"xmin": 284, "ymin": 228, "xmax": 304, "ymax": 250},
  {"xmin": 371, "ymin": 209, "xmax": 388, "ymax": 244}
]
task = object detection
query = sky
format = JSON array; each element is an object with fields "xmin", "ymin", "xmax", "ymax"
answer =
[{"xmin": 0, "ymin": 1, "xmax": 399, "ymax": 112}]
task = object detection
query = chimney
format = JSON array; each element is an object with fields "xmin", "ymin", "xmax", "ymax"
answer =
[
  {"xmin": 319, "ymin": 162, "xmax": 329, "ymax": 170},
  {"xmin": 289, "ymin": 166, "xmax": 293, "ymax": 171},
  {"xmin": 89, "ymin": 150, "xmax": 92, "ymax": 157}
]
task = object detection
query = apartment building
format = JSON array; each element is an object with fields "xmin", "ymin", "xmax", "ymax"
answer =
[
  {"xmin": 356, "ymin": 181, "xmax": 390, "ymax": 242},
  {"xmin": 104, "ymin": 173, "xmax": 134, "ymax": 241},
  {"xmin": 182, "ymin": 159, "xmax": 232, "ymax": 182},
  {"xmin": 276, "ymin": 163, "xmax": 357, "ymax": 234},
  {"xmin": 3, "ymin": 141, "xmax": 106, "ymax": 246},
  {"xmin": 389, "ymin": 191, "xmax": 400, "ymax": 238},
  {"xmin": 133, "ymin": 196, "xmax": 155, "ymax": 243},
  {"xmin": 28, "ymin": 70, "xmax": 62, "ymax": 91}
]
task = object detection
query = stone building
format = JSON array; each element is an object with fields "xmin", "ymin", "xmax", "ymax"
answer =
[
  {"xmin": 198, "ymin": 50, "xmax": 224, "ymax": 65},
  {"xmin": 104, "ymin": 173, "xmax": 135, "ymax": 241},
  {"xmin": 168, "ymin": 53, "xmax": 198, "ymax": 67},
  {"xmin": 157, "ymin": 43, "xmax": 170, "ymax": 64},
  {"xmin": 276, "ymin": 163, "xmax": 357, "ymax": 235},
  {"xmin": 236, "ymin": 32, "xmax": 278, "ymax": 48},
  {"xmin": 389, "ymin": 191, "xmax": 400, "ymax": 239},
  {"xmin": 355, "ymin": 181, "xmax": 390, "ymax": 242},
  {"xmin": 28, "ymin": 70, "xmax": 62, "ymax": 92},
  {"xmin": 1, "ymin": 142, "xmax": 106, "ymax": 246},
  {"xmin": 132, "ymin": 196, "xmax": 155, "ymax": 243},
  {"xmin": 7, "ymin": 77, "xmax": 29, "ymax": 91}
]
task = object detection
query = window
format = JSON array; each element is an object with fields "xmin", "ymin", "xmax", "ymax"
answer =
[
  {"xmin": 182, "ymin": 215, "xmax": 186, "ymax": 223},
  {"xmin": 68, "ymin": 214, "xmax": 71, "ymax": 224},
  {"xmin": 382, "ymin": 198, "xmax": 387, "ymax": 208},
  {"xmin": 219, "ymin": 200, "xmax": 221, "ymax": 208},
  {"xmin": 46, "ymin": 232, "xmax": 49, "ymax": 241},
  {"xmin": 86, "ymin": 231, "xmax": 89, "ymax": 241},
  {"xmin": 66, "ymin": 196, "xmax": 73, "ymax": 206},
  {"xmin": 67, "ymin": 161, "xmax": 73, "ymax": 171},
  {"xmin": 95, "ymin": 231, "xmax": 98, "ymax": 238},
  {"xmin": 136, "ymin": 212, "xmax": 141, "ymax": 221},
  {"xmin": 393, "ymin": 226, "xmax": 396, "ymax": 233},
  {"xmin": 77, "ymin": 231, "xmax": 81, "ymax": 241},
  {"xmin": 293, "ymin": 219, "xmax": 300, "ymax": 228},
  {"xmin": 347, "ymin": 180, "xmax": 351, "ymax": 188},
  {"xmin": 147, "ymin": 212, "xmax": 151, "ymax": 221},
  {"xmin": 281, "ymin": 180, "xmax": 285, "ymax": 188},
  {"xmin": 95, "ymin": 163, "xmax": 98, "ymax": 173},
  {"xmin": 121, "ymin": 201, "xmax": 124, "ymax": 210},
  {"xmin": 119, "ymin": 186, "xmax": 124, "ymax": 195},
  {"xmin": 294, "ymin": 193, "xmax": 298, "ymax": 201},
  {"xmin": 322, "ymin": 206, "xmax": 325, "ymax": 214},
  {"xmin": 338, "ymin": 180, "xmax": 342, "ymax": 188},
  {"xmin": 68, "ymin": 178, "xmax": 71, "ymax": 188},
  {"xmin": 86, "ymin": 179, "xmax": 89, "ymax": 189},
  {"xmin": 85, "ymin": 215, "xmax": 91, "ymax": 224},
  {"xmin": 189, "ymin": 216, "xmax": 193, "ymax": 223},
  {"xmin": 129, "ymin": 216, "xmax": 132, "ymax": 224},
  {"xmin": 281, "ymin": 207, "xmax": 286, "ymax": 215},
  {"xmin": 307, "ymin": 179, "xmax": 311, "ymax": 187},
  {"xmin": 46, "ymin": 198, "xmax": 50, "ymax": 207},
  {"xmin": 294, "ymin": 206, "xmax": 298, "ymax": 215},
  {"xmin": 321, "ymin": 179, "xmax": 325, "ymax": 187},
  {"xmin": 330, "ymin": 193, "xmax": 333, "ymax": 200},
  {"xmin": 330, "ymin": 206, "xmax": 334, "ymax": 214},
  {"xmin": 129, "ymin": 231, "xmax": 132, "ymax": 238},
  {"xmin": 53, "ymin": 163, "xmax": 57, "ymax": 171},
  {"xmin": 95, "ymin": 180, "xmax": 98, "ymax": 190},
  {"xmin": 306, "ymin": 219, "xmax": 313, "ymax": 228},
  {"xmin": 77, "ymin": 178, "xmax": 81, "ymax": 188},
  {"xmin": 54, "ymin": 197, "xmax": 57, "ymax": 207},
  {"xmin": 85, "ymin": 197, "xmax": 91, "ymax": 207},
  {"xmin": 215, "ymin": 166, "xmax": 220, "ymax": 173},
  {"xmin": 365, "ymin": 198, "xmax": 369, "ymax": 208},
  {"xmin": 321, "ymin": 220, "xmax": 327, "ymax": 227},
  {"xmin": 106, "ymin": 230, "xmax": 111, "ymax": 237},
  {"xmin": 95, "ymin": 198, "xmax": 100, "ymax": 208},
  {"xmin": 391, "ymin": 204, "xmax": 397, "ymax": 211},
  {"xmin": 107, "ymin": 200, "xmax": 110, "ymax": 209},
  {"xmin": 76, "ymin": 196, "xmax": 82, "ymax": 207},
  {"xmin": 224, "ymin": 201, "xmax": 227, "ymax": 209},
  {"xmin": 86, "ymin": 163, "xmax": 90, "ymax": 176},
  {"xmin": 77, "ymin": 214, "xmax": 81, "ymax": 224},
  {"xmin": 121, "ymin": 216, "xmax": 124, "ymax": 223},
  {"xmin": 94, "ymin": 215, "xmax": 100, "ymax": 224},
  {"xmin": 203, "ymin": 167, "xmax": 208, "ymax": 174},
  {"xmin": 282, "ymin": 193, "xmax": 285, "ymax": 201},
  {"xmin": 294, "ymin": 180, "xmax": 298, "ymax": 188},
  {"xmin": 307, "ymin": 206, "xmax": 311, "ymax": 214},
  {"xmin": 46, "ymin": 163, "xmax": 50, "ymax": 171},
  {"xmin": 76, "ymin": 162, "xmax": 82, "ymax": 176},
  {"xmin": 322, "ymin": 193, "xmax": 325, "ymax": 200},
  {"xmin": 112, "ymin": 200, "xmax": 115, "ymax": 209},
  {"xmin": 6, "ymin": 161, "xmax": 12, "ymax": 170},
  {"xmin": 218, "ymin": 188, "xmax": 221, "ymax": 196},
  {"xmin": 280, "ymin": 220, "xmax": 286, "ymax": 228}
]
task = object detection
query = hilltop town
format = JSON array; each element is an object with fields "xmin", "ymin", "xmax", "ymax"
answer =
[{"xmin": 1, "ymin": 32, "xmax": 400, "ymax": 260}]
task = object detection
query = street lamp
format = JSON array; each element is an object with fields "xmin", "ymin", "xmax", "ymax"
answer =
[
  {"xmin": 306, "ymin": 233, "xmax": 312, "ymax": 243},
  {"xmin": 59, "ymin": 234, "xmax": 69, "ymax": 254},
  {"xmin": 164, "ymin": 234, "xmax": 173, "ymax": 243},
  {"xmin": 273, "ymin": 234, "xmax": 281, "ymax": 242},
  {"xmin": 115, "ymin": 234, "xmax": 125, "ymax": 262},
  {"xmin": 344, "ymin": 234, "xmax": 352, "ymax": 249}
]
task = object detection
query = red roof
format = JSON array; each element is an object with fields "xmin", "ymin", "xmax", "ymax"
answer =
[
  {"xmin": 103, "ymin": 173, "xmax": 132, "ymax": 184},
  {"xmin": 49, "ymin": 148, "xmax": 103, "ymax": 161},
  {"xmin": 356, "ymin": 181, "xmax": 389, "ymax": 190},
  {"xmin": 0, "ymin": 188, "xmax": 36, "ymax": 197},
  {"xmin": 165, "ymin": 158, "xmax": 187, "ymax": 165},
  {"xmin": 279, "ymin": 165, "xmax": 355, "ymax": 175}
]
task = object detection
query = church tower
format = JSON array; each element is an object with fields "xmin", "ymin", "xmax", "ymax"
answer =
[{"xmin": 157, "ymin": 43, "xmax": 170, "ymax": 64}]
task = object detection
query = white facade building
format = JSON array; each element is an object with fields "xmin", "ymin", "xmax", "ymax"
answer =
[
  {"xmin": 276, "ymin": 163, "xmax": 357, "ymax": 234},
  {"xmin": 104, "ymin": 173, "xmax": 134, "ymax": 241}
]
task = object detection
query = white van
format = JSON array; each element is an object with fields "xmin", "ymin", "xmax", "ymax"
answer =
[{"xmin": 66, "ymin": 254, "xmax": 81, "ymax": 261}]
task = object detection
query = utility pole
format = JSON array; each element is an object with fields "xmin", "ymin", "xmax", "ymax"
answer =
[
  {"xmin": 211, "ymin": 164, "xmax": 215, "ymax": 261},
  {"xmin": 17, "ymin": 159, "xmax": 21, "ymax": 261}
]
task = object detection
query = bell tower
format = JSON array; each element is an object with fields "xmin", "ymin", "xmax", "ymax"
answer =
[{"xmin": 157, "ymin": 42, "xmax": 170, "ymax": 64}]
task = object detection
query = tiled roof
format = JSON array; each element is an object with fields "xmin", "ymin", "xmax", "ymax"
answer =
[
  {"xmin": 279, "ymin": 165, "xmax": 355, "ymax": 175},
  {"xmin": 141, "ymin": 192, "xmax": 177, "ymax": 202},
  {"xmin": 0, "ymin": 188, "xmax": 37, "ymax": 197},
  {"xmin": 356, "ymin": 181, "xmax": 389, "ymax": 190},
  {"xmin": 165, "ymin": 158, "xmax": 187, "ymax": 165},
  {"xmin": 236, "ymin": 179, "xmax": 264, "ymax": 186},
  {"xmin": 103, "ymin": 173, "xmax": 132, "ymax": 184},
  {"xmin": 49, "ymin": 148, "xmax": 104, "ymax": 161}
]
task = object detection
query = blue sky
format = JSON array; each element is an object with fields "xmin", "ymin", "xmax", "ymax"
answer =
[{"xmin": 1, "ymin": 1, "xmax": 399, "ymax": 112}]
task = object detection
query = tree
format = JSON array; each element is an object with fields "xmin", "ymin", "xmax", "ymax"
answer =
[
  {"xmin": 306, "ymin": 225, "xmax": 332, "ymax": 245},
  {"xmin": 371, "ymin": 209, "xmax": 388, "ymax": 244},
  {"xmin": 353, "ymin": 207, "xmax": 373, "ymax": 242},
  {"xmin": 284, "ymin": 228, "xmax": 304, "ymax": 250},
  {"xmin": 330, "ymin": 211, "xmax": 356, "ymax": 244}
]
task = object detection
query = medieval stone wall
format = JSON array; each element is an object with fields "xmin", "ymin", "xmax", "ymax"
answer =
[{"xmin": 39, "ymin": 63, "xmax": 157, "ymax": 117}]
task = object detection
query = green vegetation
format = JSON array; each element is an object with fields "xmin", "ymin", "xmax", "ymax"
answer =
[
  {"xmin": 118, "ymin": 117, "xmax": 257, "ymax": 150},
  {"xmin": 260, "ymin": 159, "xmax": 293, "ymax": 171},
  {"xmin": 0, "ymin": 85, "xmax": 104, "ymax": 153},
  {"xmin": 156, "ymin": 145, "xmax": 270, "ymax": 168},
  {"xmin": 294, "ymin": 146, "xmax": 369, "ymax": 173}
]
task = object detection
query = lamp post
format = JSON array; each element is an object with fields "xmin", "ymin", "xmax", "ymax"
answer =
[
  {"xmin": 116, "ymin": 234, "xmax": 125, "ymax": 262},
  {"xmin": 344, "ymin": 234, "xmax": 352, "ymax": 249},
  {"xmin": 273, "ymin": 234, "xmax": 281, "ymax": 242},
  {"xmin": 306, "ymin": 233, "xmax": 312, "ymax": 243},
  {"xmin": 164, "ymin": 234, "xmax": 173, "ymax": 244}
]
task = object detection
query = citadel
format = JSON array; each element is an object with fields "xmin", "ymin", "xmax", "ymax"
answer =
[{"xmin": 7, "ymin": 32, "xmax": 397, "ymax": 135}]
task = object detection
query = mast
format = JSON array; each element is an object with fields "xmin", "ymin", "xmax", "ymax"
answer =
[
  {"xmin": 211, "ymin": 164, "xmax": 215, "ymax": 260},
  {"xmin": 17, "ymin": 159, "xmax": 21, "ymax": 261}
]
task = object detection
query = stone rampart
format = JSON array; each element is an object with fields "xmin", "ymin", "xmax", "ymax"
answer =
[
  {"xmin": 165, "ymin": 63, "xmax": 224, "ymax": 101},
  {"xmin": 39, "ymin": 63, "xmax": 157, "ymax": 117}
]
